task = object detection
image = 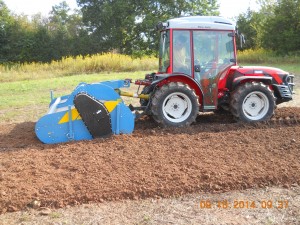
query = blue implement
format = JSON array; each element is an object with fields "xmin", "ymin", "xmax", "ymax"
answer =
[{"xmin": 35, "ymin": 80, "xmax": 135, "ymax": 144}]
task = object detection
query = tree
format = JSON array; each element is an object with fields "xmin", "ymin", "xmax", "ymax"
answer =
[
  {"xmin": 236, "ymin": 9, "xmax": 258, "ymax": 50},
  {"xmin": 0, "ymin": 0, "xmax": 15, "ymax": 62},
  {"xmin": 49, "ymin": 1, "xmax": 70, "ymax": 25},
  {"xmin": 261, "ymin": 0, "xmax": 300, "ymax": 54},
  {"xmin": 0, "ymin": 0, "xmax": 94, "ymax": 63},
  {"xmin": 236, "ymin": 0, "xmax": 278, "ymax": 50},
  {"xmin": 237, "ymin": 0, "xmax": 300, "ymax": 54},
  {"xmin": 0, "ymin": 0, "xmax": 221, "ymax": 63},
  {"xmin": 77, "ymin": 0, "xmax": 220, "ymax": 55}
]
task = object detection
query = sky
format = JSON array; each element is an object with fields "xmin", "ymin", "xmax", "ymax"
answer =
[{"xmin": 3, "ymin": 0, "xmax": 260, "ymax": 19}]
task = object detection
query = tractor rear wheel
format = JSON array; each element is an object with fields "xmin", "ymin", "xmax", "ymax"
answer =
[
  {"xmin": 230, "ymin": 82, "xmax": 276, "ymax": 122},
  {"xmin": 151, "ymin": 82, "xmax": 199, "ymax": 127}
]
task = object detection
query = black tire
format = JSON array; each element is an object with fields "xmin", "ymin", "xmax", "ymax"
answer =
[
  {"xmin": 230, "ymin": 82, "xmax": 276, "ymax": 122},
  {"xmin": 151, "ymin": 82, "xmax": 199, "ymax": 127}
]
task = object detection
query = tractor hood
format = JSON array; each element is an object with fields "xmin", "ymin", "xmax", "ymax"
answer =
[{"xmin": 234, "ymin": 66, "xmax": 289, "ymax": 76}]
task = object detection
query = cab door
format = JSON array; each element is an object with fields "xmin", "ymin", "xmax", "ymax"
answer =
[{"xmin": 193, "ymin": 30, "xmax": 235, "ymax": 110}]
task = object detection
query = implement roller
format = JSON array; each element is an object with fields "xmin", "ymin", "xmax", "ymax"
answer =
[{"xmin": 36, "ymin": 16, "xmax": 295, "ymax": 144}]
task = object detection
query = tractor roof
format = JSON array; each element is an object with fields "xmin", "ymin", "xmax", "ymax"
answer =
[{"xmin": 166, "ymin": 16, "xmax": 235, "ymax": 31}]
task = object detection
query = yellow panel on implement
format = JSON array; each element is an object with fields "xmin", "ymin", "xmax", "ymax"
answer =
[
  {"xmin": 104, "ymin": 99, "xmax": 122, "ymax": 112},
  {"xmin": 58, "ymin": 108, "xmax": 81, "ymax": 124}
]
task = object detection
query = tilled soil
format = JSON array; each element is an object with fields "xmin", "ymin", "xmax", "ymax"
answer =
[{"xmin": 0, "ymin": 107, "xmax": 300, "ymax": 214}]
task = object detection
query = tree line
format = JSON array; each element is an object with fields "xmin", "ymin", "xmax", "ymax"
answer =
[
  {"xmin": 0, "ymin": 1, "xmax": 94, "ymax": 63},
  {"xmin": 0, "ymin": 0, "xmax": 219, "ymax": 63},
  {"xmin": 0, "ymin": 0, "xmax": 299, "ymax": 64},
  {"xmin": 236, "ymin": 0, "xmax": 300, "ymax": 54}
]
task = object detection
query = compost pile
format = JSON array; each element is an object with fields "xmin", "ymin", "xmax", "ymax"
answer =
[{"xmin": 0, "ymin": 107, "xmax": 300, "ymax": 213}]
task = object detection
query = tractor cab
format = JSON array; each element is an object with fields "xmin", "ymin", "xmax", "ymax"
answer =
[
  {"xmin": 158, "ymin": 17, "xmax": 236, "ymax": 78},
  {"xmin": 157, "ymin": 16, "xmax": 237, "ymax": 107}
]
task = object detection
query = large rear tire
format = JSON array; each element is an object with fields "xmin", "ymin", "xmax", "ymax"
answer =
[
  {"xmin": 151, "ymin": 82, "xmax": 199, "ymax": 127},
  {"xmin": 230, "ymin": 82, "xmax": 276, "ymax": 122}
]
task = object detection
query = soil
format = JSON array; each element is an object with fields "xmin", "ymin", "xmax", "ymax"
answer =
[
  {"xmin": 1, "ymin": 186, "xmax": 299, "ymax": 225},
  {"xmin": 0, "ymin": 107, "xmax": 300, "ymax": 215}
]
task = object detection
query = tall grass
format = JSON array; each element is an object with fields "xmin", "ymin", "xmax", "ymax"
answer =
[
  {"xmin": 238, "ymin": 49, "xmax": 300, "ymax": 64},
  {"xmin": 1, "ymin": 50, "xmax": 299, "ymax": 83},
  {"xmin": 0, "ymin": 53, "xmax": 158, "ymax": 82}
]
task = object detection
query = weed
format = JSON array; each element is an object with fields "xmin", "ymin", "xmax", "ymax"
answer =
[
  {"xmin": 49, "ymin": 212, "xmax": 62, "ymax": 219},
  {"xmin": 18, "ymin": 213, "xmax": 32, "ymax": 222},
  {"xmin": 138, "ymin": 214, "xmax": 152, "ymax": 225}
]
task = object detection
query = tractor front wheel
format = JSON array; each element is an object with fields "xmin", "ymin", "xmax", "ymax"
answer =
[
  {"xmin": 230, "ymin": 82, "xmax": 276, "ymax": 122},
  {"xmin": 151, "ymin": 82, "xmax": 199, "ymax": 127}
]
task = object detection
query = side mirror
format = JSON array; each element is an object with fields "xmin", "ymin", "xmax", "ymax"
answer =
[
  {"xmin": 156, "ymin": 22, "xmax": 168, "ymax": 31},
  {"xmin": 240, "ymin": 33, "xmax": 245, "ymax": 48},
  {"xmin": 235, "ymin": 28, "xmax": 246, "ymax": 48}
]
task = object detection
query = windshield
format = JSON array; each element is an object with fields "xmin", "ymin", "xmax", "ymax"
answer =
[{"xmin": 158, "ymin": 30, "xmax": 170, "ymax": 73}]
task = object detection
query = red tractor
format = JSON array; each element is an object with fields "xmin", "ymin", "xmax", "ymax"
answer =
[
  {"xmin": 135, "ymin": 16, "xmax": 295, "ymax": 126},
  {"xmin": 36, "ymin": 16, "xmax": 295, "ymax": 144}
]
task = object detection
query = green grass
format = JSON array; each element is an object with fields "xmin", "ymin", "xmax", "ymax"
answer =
[{"xmin": 0, "ymin": 71, "xmax": 148, "ymax": 123}]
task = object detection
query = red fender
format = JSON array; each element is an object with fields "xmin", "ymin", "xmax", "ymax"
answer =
[{"xmin": 155, "ymin": 74, "xmax": 204, "ymax": 107}]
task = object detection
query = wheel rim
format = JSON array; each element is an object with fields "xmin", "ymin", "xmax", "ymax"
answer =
[
  {"xmin": 242, "ymin": 91, "xmax": 269, "ymax": 120},
  {"xmin": 162, "ymin": 92, "xmax": 192, "ymax": 123}
]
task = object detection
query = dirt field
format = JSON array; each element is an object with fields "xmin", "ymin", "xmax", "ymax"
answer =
[
  {"xmin": 0, "ymin": 186, "xmax": 299, "ymax": 224},
  {"xmin": 0, "ymin": 104, "xmax": 300, "ymax": 224}
]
